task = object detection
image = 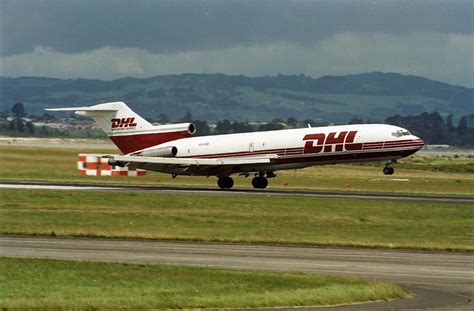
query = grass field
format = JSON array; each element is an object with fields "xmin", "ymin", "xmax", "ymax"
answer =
[
  {"xmin": 0, "ymin": 145, "xmax": 473, "ymax": 195},
  {"xmin": 0, "ymin": 257, "xmax": 409, "ymax": 309},
  {"xmin": 1, "ymin": 189, "xmax": 472, "ymax": 251}
]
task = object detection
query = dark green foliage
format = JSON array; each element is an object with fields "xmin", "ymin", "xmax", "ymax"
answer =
[
  {"xmin": 287, "ymin": 116, "xmax": 298, "ymax": 126},
  {"xmin": 25, "ymin": 121, "xmax": 35, "ymax": 134},
  {"xmin": 213, "ymin": 120, "xmax": 256, "ymax": 134},
  {"xmin": 215, "ymin": 119, "xmax": 232, "ymax": 134},
  {"xmin": 192, "ymin": 120, "xmax": 211, "ymax": 136},
  {"xmin": 258, "ymin": 122, "xmax": 285, "ymax": 131},
  {"xmin": 9, "ymin": 118, "xmax": 25, "ymax": 133},
  {"xmin": 11, "ymin": 103, "xmax": 25, "ymax": 117}
]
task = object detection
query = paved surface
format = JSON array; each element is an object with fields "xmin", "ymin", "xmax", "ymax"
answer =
[
  {"xmin": 1, "ymin": 181, "xmax": 473, "ymax": 203},
  {"xmin": 1, "ymin": 236, "xmax": 473, "ymax": 310}
]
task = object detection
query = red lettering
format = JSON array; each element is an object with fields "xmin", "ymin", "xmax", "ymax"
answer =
[
  {"xmin": 111, "ymin": 117, "xmax": 137, "ymax": 129},
  {"xmin": 304, "ymin": 131, "xmax": 362, "ymax": 154},
  {"xmin": 325, "ymin": 131, "xmax": 348, "ymax": 144},
  {"xmin": 345, "ymin": 131, "xmax": 357, "ymax": 143},
  {"xmin": 303, "ymin": 133, "xmax": 325, "ymax": 154},
  {"xmin": 324, "ymin": 131, "xmax": 347, "ymax": 153},
  {"xmin": 111, "ymin": 118, "xmax": 120, "ymax": 128},
  {"xmin": 120, "ymin": 118, "xmax": 129, "ymax": 127},
  {"xmin": 120, "ymin": 118, "xmax": 126, "ymax": 127},
  {"xmin": 346, "ymin": 131, "xmax": 357, "ymax": 144},
  {"xmin": 344, "ymin": 130, "xmax": 362, "ymax": 151}
]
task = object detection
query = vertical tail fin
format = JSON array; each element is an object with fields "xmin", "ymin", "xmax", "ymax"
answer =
[{"xmin": 46, "ymin": 101, "xmax": 195, "ymax": 154}]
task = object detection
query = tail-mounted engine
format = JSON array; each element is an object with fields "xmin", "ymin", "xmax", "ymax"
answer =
[{"xmin": 134, "ymin": 146, "xmax": 178, "ymax": 157}]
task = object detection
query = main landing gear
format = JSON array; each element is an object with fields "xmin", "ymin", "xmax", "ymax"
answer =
[
  {"xmin": 252, "ymin": 176, "xmax": 268, "ymax": 189},
  {"xmin": 217, "ymin": 172, "xmax": 274, "ymax": 190},
  {"xmin": 252, "ymin": 172, "xmax": 274, "ymax": 189},
  {"xmin": 383, "ymin": 164, "xmax": 395, "ymax": 175}
]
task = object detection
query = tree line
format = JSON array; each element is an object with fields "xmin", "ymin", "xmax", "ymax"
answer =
[{"xmin": 2, "ymin": 103, "xmax": 473, "ymax": 147}]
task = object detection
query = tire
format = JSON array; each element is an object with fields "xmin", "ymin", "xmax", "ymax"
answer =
[
  {"xmin": 252, "ymin": 177, "xmax": 260, "ymax": 189},
  {"xmin": 225, "ymin": 177, "xmax": 234, "ymax": 188},
  {"xmin": 218, "ymin": 178, "xmax": 226, "ymax": 189},
  {"xmin": 252, "ymin": 176, "xmax": 268, "ymax": 189},
  {"xmin": 383, "ymin": 167, "xmax": 390, "ymax": 175},
  {"xmin": 218, "ymin": 177, "xmax": 234, "ymax": 189}
]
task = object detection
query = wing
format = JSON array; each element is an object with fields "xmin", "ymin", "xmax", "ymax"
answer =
[{"xmin": 107, "ymin": 154, "xmax": 279, "ymax": 176}]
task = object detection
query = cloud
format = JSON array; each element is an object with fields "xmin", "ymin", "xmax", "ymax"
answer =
[
  {"xmin": 2, "ymin": 0, "xmax": 472, "ymax": 56},
  {"xmin": 1, "ymin": 32, "xmax": 473, "ymax": 87}
]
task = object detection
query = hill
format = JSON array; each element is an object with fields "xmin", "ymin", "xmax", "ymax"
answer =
[{"xmin": 1, "ymin": 72, "xmax": 472, "ymax": 122}]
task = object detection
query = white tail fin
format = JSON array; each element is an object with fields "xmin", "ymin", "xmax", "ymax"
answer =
[{"xmin": 46, "ymin": 102, "xmax": 195, "ymax": 154}]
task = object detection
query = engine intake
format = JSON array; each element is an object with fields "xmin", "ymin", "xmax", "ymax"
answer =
[
  {"xmin": 136, "ymin": 146, "xmax": 178, "ymax": 157},
  {"xmin": 188, "ymin": 123, "xmax": 196, "ymax": 135}
]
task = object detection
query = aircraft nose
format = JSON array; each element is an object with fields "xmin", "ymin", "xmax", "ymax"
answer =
[{"xmin": 414, "ymin": 136, "xmax": 425, "ymax": 148}]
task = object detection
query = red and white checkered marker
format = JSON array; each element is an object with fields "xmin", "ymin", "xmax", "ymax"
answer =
[{"xmin": 78, "ymin": 154, "xmax": 146, "ymax": 177}]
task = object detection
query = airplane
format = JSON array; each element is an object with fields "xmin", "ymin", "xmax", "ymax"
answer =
[{"xmin": 47, "ymin": 101, "xmax": 424, "ymax": 189}]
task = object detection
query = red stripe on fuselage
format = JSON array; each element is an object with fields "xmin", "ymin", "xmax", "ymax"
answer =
[
  {"xmin": 182, "ymin": 147, "xmax": 304, "ymax": 159},
  {"xmin": 276, "ymin": 148, "xmax": 420, "ymax": 165},
  {"xmin": 110, "ymin": 131, "xmax": 191, "ymax": 154},
  {"xmin": 182, "ymin": 139, "xmax": 423, "ymax": 159},
  {"xmin": 362, "ymin": 140, "xmax": 424, "ymax": 150}
]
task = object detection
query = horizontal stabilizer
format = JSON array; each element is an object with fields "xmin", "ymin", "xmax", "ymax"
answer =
[{"xmin": 45, "ymin": 107, "xmax": 118, "ymax": 112}]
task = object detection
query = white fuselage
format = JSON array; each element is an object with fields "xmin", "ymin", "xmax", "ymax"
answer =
[
  {"xmin": 141, "ymin": 123, "xmax": 424, "ymax": 175},
  {"xmin": 46, "ymin": 102, "xmax": 424, "ymax": 181}
]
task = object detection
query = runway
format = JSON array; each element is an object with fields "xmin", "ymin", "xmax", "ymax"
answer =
[
  {"xmin": 1, "ymin": 181, "xmax": 473, "ymax": 203},
  {"xmin": 1, "ymin": 236, "xmax": 473, "ymax": 310}
]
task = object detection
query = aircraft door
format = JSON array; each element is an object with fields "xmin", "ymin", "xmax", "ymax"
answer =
[{"xmin": 249, "ymin": 142, "xmax": 255, "ymax": 152}]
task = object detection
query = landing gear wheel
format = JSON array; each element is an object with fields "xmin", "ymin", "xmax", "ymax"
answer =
[
  {"xmin": 252, "ymin": 177, "xmax": 259, "ymax": 188},
  {"xmin": 217, "ymin": 176, "xmax": 234, "ymax": 189},
  {"xmin": 252, "ymin": 176, "xmax": 268, "ymax": 189},
  {"xmin": 383, "ymin": 166, "xmax": 395, "ymax": 175}
]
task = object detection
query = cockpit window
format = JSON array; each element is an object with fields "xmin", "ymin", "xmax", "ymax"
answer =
[{"xmin": 391, "ymin": 130, "xmax": 411, "ymax": 137}]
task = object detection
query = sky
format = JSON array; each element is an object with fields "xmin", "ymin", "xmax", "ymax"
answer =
[{"xmin": 0, "ymin": 0, "xmax": 473, "ymax": 87}]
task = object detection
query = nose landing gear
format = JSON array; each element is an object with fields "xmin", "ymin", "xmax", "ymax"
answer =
[{"xmin": 383, "ymin": 164, "xmax": 395, "ymax": 175}]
